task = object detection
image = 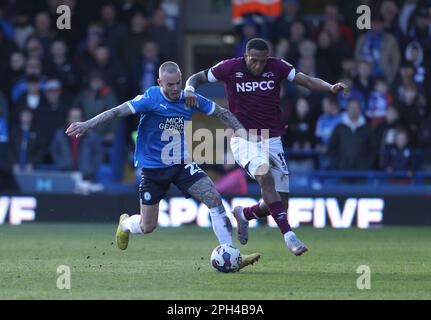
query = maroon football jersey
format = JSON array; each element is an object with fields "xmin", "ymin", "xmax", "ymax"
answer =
[{"xmin": 209, "ymin": 57, "xmax": 296, "ymax": 137}]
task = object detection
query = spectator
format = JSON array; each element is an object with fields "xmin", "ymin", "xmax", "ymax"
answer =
[
  {"xmin": 147, "ymin": 7, "xmax": 177, "ymax": 61},
  {"xmin": 367, "ymin": 77, "xmax": 392, "ymax": 128},
  {"xmin": 380, "ymin": 0, "xmax": 401, "ymax": 35},
  {"xmin": 99, "ymin": 3, "xmax": 128, "ymax": 61},
  {"xmin": 120, "ymin": 11, "xmax": 150, "ymax": 68},
  {"xmin": 322, "ymin": 4, "xmax": 355, "ymax": 48},
  {"xmin": 417, "ymin": 114, "xmax": 431, "ymax": 169},
  {"xmin": 0, "ymin": 91, "xmax": 8, "ymax": 143},
  {"xmin": 34, "ymin": 11, "xmax": 56, "ymax": 54},
  {"xmin": 276, "ymin": 20, "xmax": 307, "ymax": 64},
  {"xmin": 285, "ymin": 97, "xmax": 316, "ymax": 150},
  {"xmin": 294, "ymin": 54, "xmax": 325, "ymax": 112},
  {"xmin": 50, "ymin": 107, "xmax": 103, "ymax": 180},
  {"xmin": 316, "ymin": 21, "xmax": 352, "ymax": 84},
  {"xmin": 234, "ymin": 19, "xmax": 260, "ymax": 58},
  {"xmin": 45, "ymin": 39, "xmax": 78, "ymax": 92},
  {"xmin": 392, "ymin": 61, "xmax": 416, "ymax": 104},
  {"xmin": 0, "ymin": 25, "xmax": 17, "ymax": 76},
  {"xmin": 2, "ymin": 51, "xmax": 26, "ymax": 100},
  {"xmin": 315, "ymin": 30, "xmax": 333, "ymax": 81},
  {"xmin": 336, "ymin": 76, "xmax": 366, "ymax": 112},
  {"xmin": 355, "ymin": 11, "xmax": 401, "ymax": 84},
  {"xmin": 11, "ymin": 57, "xmax": 45, "ymax": 104},
  {"xmin": 315, "ymin": 95, "xmax": 342, "ymax": 148},
  {"xmin": 73, "ymin": 72, "xmax": 118, "ymax": 145},
  {"xmin": 298, "ymin": 39, "xmax": 317, "ymax": 59},
  {"xmin": 398, "ymin": 83, "xmax": 428, "ymax": 138},
  {"xmin": 286, "ymin": 20, "xmax": 307, "ymax": 64},
  {"xmin": 315, "ymin": 95, "xmax": 342, "ymax": 169},
  {"xmin": 15, "ymin": 75, "xmax": 49, "ymax": 127},
  {"xmin": 340, "ymin": 56, "xmax": 357, "ymax": 80},
  {"xmin": 354, "ymin": 58, "xmax": 374, "ymax": 102},
  {"xmin": 9, "ymin": 108, "xmax": 46, "ymax": 173},
  {"xmin": 404, "ymin": 41, "xmax": 426, "ymax": 88},
  {"xmin": 404, "ymin": 6, "xmax": 431, "ymax": 52},
  {"xmin": 82, "ymin": 44, "xmax": 127, "ymax": 99},
  {"xmin": 328, "ymin": 99, "xmax": 374, "ymax": 170},
  {"xmin": 382, "ymin": 129, "xmax": 419, "ymax": 173},
  {"xmin": 74, "ymin": 22, "xmax": 105, "ymax": 68},
  {"xmin": 26, "ymin": 35, "xmax": 46, "ymax": 61},
  {"xmin": 39, "ymin": 79, "xmax": 72, "ymax": 144},
  {"xmin": 0, "ymin": 89, "xmax": 15, "ymax": 191},
  {"xmin": 0, "ymin": 8, "xmax": 14, "ymax": 41},
  {"xmin": 11, "ymin": 13, "xmax": 34, "ymax": 49},
  {"xmin": 270, "ymin": 0, "xmax": 301, "ymax": 44},
  {"xmin": 274, "ymin": 36, "xmax": 290, "ymax": 59},
  {"xmin": 128, "ymin": 41, "xmax": 161, "ymax": 96},
  {"xmin": 373, "ymin": 105, "xmax": 404, "ymax": 168},
  {"xmin": 398, "ymin": 0, "xmax": 418, "ymax": 37}
]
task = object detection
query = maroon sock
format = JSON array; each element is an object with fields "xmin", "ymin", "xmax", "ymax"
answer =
[
  {"xmin": 243, "ymin": 203, "xmax": 269, "ymax": 220},
  {"xmin": 268, "ymin": 201, "xmax": 292, "ymax": 234}
]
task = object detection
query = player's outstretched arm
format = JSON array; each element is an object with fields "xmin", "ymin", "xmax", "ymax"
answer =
[
  {"xmin": 293, "ymin": 72, "xmax": 348, "ymax": 94},
  {"xmin": 184, "ymin": 71, "xmax": 211, "ymax": 107},
  {"xmin": 65, "ymin": 102, "xmax": 132, "ymax": 138}
]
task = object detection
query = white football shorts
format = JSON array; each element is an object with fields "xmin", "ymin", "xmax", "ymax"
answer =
[{"xmin": 230, "ymin": 136, "xmax": 290, "ymax": 193}]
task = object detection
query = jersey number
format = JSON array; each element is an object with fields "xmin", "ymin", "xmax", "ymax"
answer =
[
  {"xmin": 185, "ymin": 163, "xmax": 202, "ymax": 176},
  {"xmin": 278, "ymin": 153, "xmax": 288, "ymax": 171}
]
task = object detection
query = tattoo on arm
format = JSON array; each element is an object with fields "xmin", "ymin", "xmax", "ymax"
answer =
[
  {"xmin": 187, "ymin": 176, "xmax": 222, "ymax": 208},
  {"xmin": 185, "ymin": 71, "xmax": 210, "ymax": 89},
  {"xmin": 212, "ymin": 105, "xmax": 245, "ymax": 132},
  {"xmin": 86, "ymin": 103, "xmax": 132, "ymax": 129}
]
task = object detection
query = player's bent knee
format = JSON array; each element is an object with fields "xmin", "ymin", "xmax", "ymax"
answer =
[
  {"xmin": 254, "ymin": 163, "xmax": 270, "ymax": 176},
  {"xmin": 256, "ymin": 172, "xmax": 274, "ymax": 186}
]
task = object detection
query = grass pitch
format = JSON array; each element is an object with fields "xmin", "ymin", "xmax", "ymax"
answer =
[{"xmin": 0, "ymin": 223, "xmax": 430, "ymax": 300}]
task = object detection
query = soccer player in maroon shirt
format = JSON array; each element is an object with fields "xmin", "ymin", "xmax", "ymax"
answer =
[{"xmin": 185, "ymin": 38, "xmax": 347, "ymax": 256}]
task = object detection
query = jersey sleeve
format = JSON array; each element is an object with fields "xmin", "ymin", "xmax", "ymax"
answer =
[
  {"xmin": 280, "ymin": 59, "xmax": 297, "ymax": 82},
  {"xmin": 207, "ymin": 59, "xmax": 231, "ymax": 83},
  {"xmin": 126, "ymin": 89, "xmax": 154, "ymax": 114},
  {"xmin": 196, "ymin": 94, "xmax": 216, "ymax": 116}
]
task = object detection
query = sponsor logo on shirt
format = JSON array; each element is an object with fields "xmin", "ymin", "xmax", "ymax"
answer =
[
  {"xmin": 235, "ymin": 72, "xmax": 244, "ymax": 78},
  {"xmin": 159, "ymin": 117, "xmax": 184, "ymax": 133},
  {"xmin": 236, "ymin": 81, "xmax": 275, "ymax": 92},
  {"xmin": 262, "ymin": 72, "xmax": 275, "ymax": 78}
]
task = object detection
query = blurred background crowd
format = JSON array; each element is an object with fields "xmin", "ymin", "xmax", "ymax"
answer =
[{"xmin": 0, "ymin": 0, "xmax": 430, "ymax": 192}]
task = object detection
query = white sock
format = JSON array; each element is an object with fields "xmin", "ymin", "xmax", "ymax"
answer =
[
  {"xmin": 240, "ymin": 209, "xmax": 248, "ymax": 222},
  {"xmin": 121, "ymin": 215, "xmax": 143, "ymax": 234},
  {"xmin": 209, "ymin": 205, "xmax": 233, "ymax": 245},
  {"xmin": 283, "ymin": 231, "xmax": 296, "ymax": 243}
]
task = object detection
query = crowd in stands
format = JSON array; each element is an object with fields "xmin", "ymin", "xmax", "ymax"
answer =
[
  {"xmin": 0, "ymin": 0, "xmax": 430, "ymax": 189},
  {"xmin": 233, "ymin": 0, "xmax": 431, "ymax": 175},
  {"xmin": 0, "ymin": 0, "xmax": 176, "ymax": 183}
]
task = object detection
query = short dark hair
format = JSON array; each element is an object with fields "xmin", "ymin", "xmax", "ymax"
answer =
[
  {"xmin": 159, "ymin": 61, "xmax": 181, "ymax": 78},
  {"xmin": 246, "ymin": 38, "xmax": 269, "ymax": 53}
]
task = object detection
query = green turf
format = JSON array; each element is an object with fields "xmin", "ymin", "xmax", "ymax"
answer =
[{"xmin": 0, "ymin": 223, "xmax": 430, "ymax": 299}]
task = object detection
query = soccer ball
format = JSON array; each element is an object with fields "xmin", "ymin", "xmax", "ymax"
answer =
[{"xmin": 210, "ymin": 244, "xmax": 242, "ymax": 273}]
